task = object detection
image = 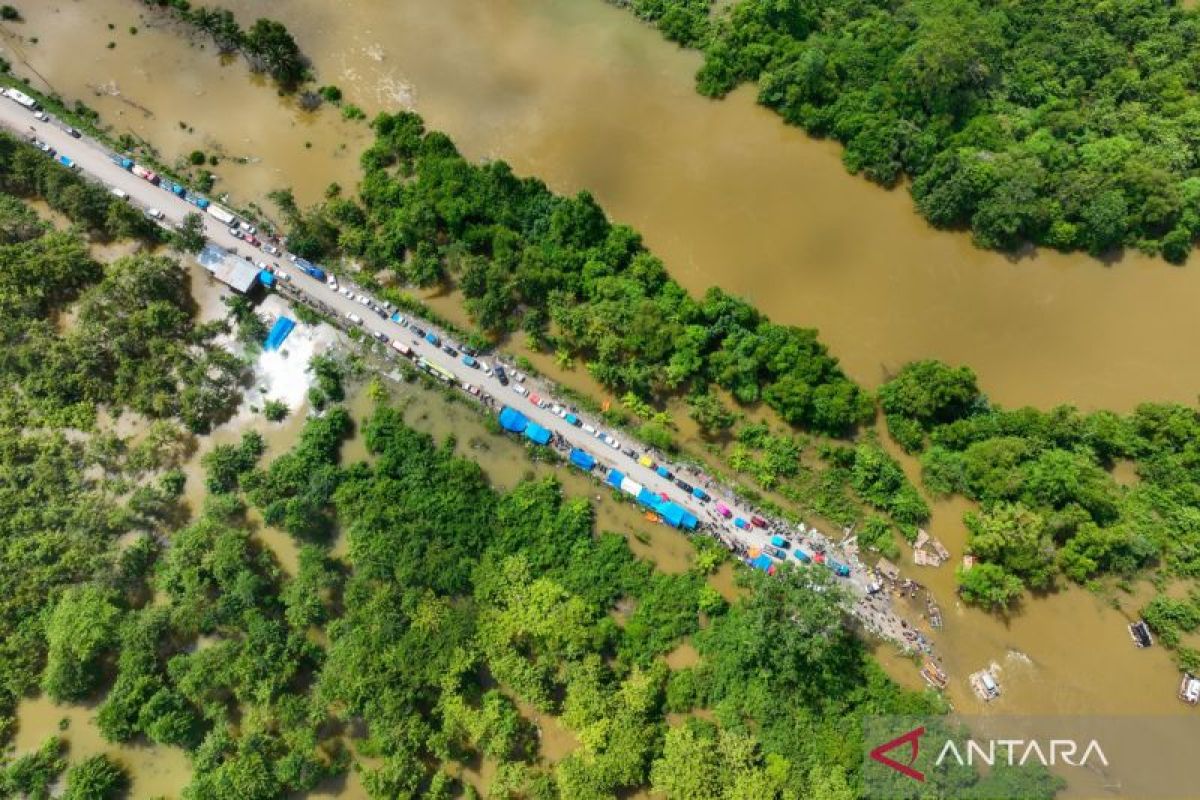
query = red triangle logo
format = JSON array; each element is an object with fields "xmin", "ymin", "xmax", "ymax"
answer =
[{"xmin": 869, "ymin": 725, "xmax": 926, "ymax": 782}]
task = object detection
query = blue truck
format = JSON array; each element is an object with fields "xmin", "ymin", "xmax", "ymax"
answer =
[{"xmin": 827, "ymin": 558, "xmax": 851, "ymax": 578}]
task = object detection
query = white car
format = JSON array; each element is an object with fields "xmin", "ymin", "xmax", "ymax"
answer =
[
  {"xmin": 110, "ymin": 188, "xmax": 128, "ymax": 200},
  {"xmin": 512, "ymin": 385, "xmax": 528, "ymax": 396},
  {"xmin": 276, "ymin": 271, "xmax": 293, "ymax": 282},
  {"xmin": 33, "ymin": 110, "xmax": 48, "ymax": 121},
  {"xmin": 145, "ymin": 208, "xmax": 164, "ymax": 220},
  {"xmin": 357, "ymin": 294, "xmax": 371, "ymax": 306},
  {"xmin": 339, "ymin": 287, "xmax": 352, "ymax": 297},
  {"xmin": 239, "ymin": 222, "xmax": 256, "ymax": 235},
  {"xmin": 607, "ymin": 437, "xmax": 621, "ymax": 450},
  {"xmin": 480, "ymin": 362, "xmax": 492, "ymax": 376},
  {"xmin": 514, "ymin": 371, "xmax": 526, "ymax": 383},
  {"xmin": 262, "ymin": 244, "xmax": 280, "ymax": 256},
  {"xmin": 327, "ymin": 276, "xmax": 339, "ymax": 290},
  {"xmin": 256, "ymin": 261, "xmax": 269, "ymax": 270},
  {"xmin": 345, "ymin": 312, "xmax": 363, "ymax": 325},
  {"xmin": 582, "ymin": 423, "xmax": 596, "ymax": 435}
]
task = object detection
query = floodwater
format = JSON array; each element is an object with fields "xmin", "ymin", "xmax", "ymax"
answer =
[
  {"xmin": 7, "ymin": 0, "xmax": 1200, "ymax": 792},
  {"xmin": 8, "ymin": 0, "xmax": 1200, "ymax": 412},
  {"xmin": 13, "ymin": 364, "xmax": 707, "ymax": 796}
]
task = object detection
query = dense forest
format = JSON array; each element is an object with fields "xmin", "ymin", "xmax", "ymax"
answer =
[
  {"xmin": 275, "ymin": 112, "xmax": 871, "ymax": 436},
  {"xmin": 615, "ymin": 0, "xmax": 1200, "ymax": 262},
  {"xmin": 879, "ymin": 360, "xmax": 1200, "ymax": 666},
  {"xmin": 0, "ymin": 152, "xmax": 251, "ymax": 794},
  {"xmin": 11, "ymin": 394, "xmax": 1062, "ymax": 798}
]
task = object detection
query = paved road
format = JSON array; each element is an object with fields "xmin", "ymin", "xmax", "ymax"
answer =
[{"xmin": 0, "ymin": 94, "xmax": 932, "ymax": 657}]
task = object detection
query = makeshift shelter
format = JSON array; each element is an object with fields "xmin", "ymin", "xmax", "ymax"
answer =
[
  {"xmin": 263, "ymin": 316, "xmax": 295, "ymax": 352},
  {"xmin": 569, "ymin": 449, "xmax": 596, "ymax": 470},
  {"xmin": 524, "ymin": 423, "xmax": 551, "ymax": 445},
  {"xmin": 498, "ymin": 407, "xmax": 529, "ymax": 433}
]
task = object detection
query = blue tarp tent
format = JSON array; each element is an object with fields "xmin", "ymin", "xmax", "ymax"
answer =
[
  {"xmin": 751, "ymin": 554, "xmax": 775, "ymax": 573},
  {"xmin": 524, "ymin": 422, "xmax": 552, "ymax": 445},
  {"xmin": 498, "ymin": 406, "xmax": 528, "ymax": 433},
  {"xmin": 659, "ymin": 502, "xmax": 687, "ymax": 528},
  {"xmin": 680, "ymin": 511, "xmax": 699, "ymax": 530},
  {"xmin": 607, "ymin": 469, "xmax": 625, "ymax": 489},
  {"xmin": 258, "ymin": 269, "xmax": 275, "ymax": 288},
  {"xmin": 636, "ymin": 487, "xmax": 661, "ymax": 511},
  {"xmin": 569, "ymin": 449, "xmax": 596, "ymax": 470},
  {"xmin": 263, "ymin": 316, "xmax": 295, "ymax": 351}
]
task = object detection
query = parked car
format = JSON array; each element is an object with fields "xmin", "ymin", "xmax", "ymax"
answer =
[
  {"xmin": 494, "ymin": 366, "xmax": 509, "ymax": 386},
  {"xmin": 372, "ymin": 331, "xmax": 389, "ymax": 343},
  {"xmin": 327, "ymin": 275, "xmax": 338, "ymax": 290},
  {"xmin": 244, "ymin": 235, "xmax": 261, "ymax": 247},
  {"xmin": 239, "ymin": 221, "xmax": 257, "ymax": 235},
  {"xmin": 512, "ymin": 384, "xmax": 528, "ymax": 396},
  {"xmin": 345, "ymin": 312, "xmax": 363, "ymax": 325},
  {"xmin": 110, "ymin": 188, "xmax": 129, "ymax": 200},
  {"xmin": 674, "ymin": 478, "xmax": 693, "ymax": 493},
  {"xmin": 57, "ymin": 155, "xmax": 77, "ymax": 170},
  {"xmin": 513, "ymin": 371, "xmax": 526, "ymax": 383},
  {"xmin": 409, "ymin": 325, "xmax": 426, "ymax": 337},
  {"xmin": 33, "ymin": 110, "xmax": 48, "ymax": 121},
  {"xmin": 442, "ymin": 344, "xmax": 458, "ymax": 356},
  {"xmin": 766, "ymin": 546, "xmax": 788, "ymax": 560},
  {"xmin": 582, "ymin": 423, "xmax": 597, "ymax": 435},
  {"xmin": 144, "ymin": 207, "xmax": 164, "ymax": 220},
  {"xmin": 262, "ymin": 244, "xmax": 280, "ymax": 256},
  {"xmin": 63, "ymin": 125, "xmax": 81, "ymax": 138},
  {"xmin": 339, "ymin": 287, "xmax": 353, "ymax": 297}
]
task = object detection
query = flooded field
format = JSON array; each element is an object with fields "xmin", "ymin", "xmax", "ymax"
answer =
[
  {"xmin": 9, "ymin": 0, "xmax": 1200, "ymax": 412},
  {"xmin": 5, "ymin": 0, "xmax": 1200, "ymax": 795}
]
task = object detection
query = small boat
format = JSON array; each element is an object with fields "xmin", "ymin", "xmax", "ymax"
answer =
[
  {"xmin": 969, "ymin": 667, "xmax": 1001, "ymax": 701},
  {"xmin": 1129, "ymin": 619, "xmax": 1153, "ymax": 648},
  {"xmin": 921, "ymin": 658, "xmax": 948, "ymax": 690},
  {"xmin": 1180, "ymin": 673, "xmax": 1200, "ymax": 705},
  {"xmin": 927, "ymin": 598, "xmax": 943, "ymax": 629}
]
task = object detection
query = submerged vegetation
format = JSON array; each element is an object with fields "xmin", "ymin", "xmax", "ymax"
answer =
[
  {"xmin": 615, "ymin": 0, "xmax": 1200, "ymax": 262},
  {"xmin": 141, "ymin": 1, "xmax": 310, "ymax": 89},
  {"xmin": 880, "ymin": 360, "xmax": 1200, "ymax": 666}
]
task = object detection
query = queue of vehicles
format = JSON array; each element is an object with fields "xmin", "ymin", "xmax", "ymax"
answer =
[{"xmin": 8, "ymin": 93, "xmax": 856, "ymax": 587}]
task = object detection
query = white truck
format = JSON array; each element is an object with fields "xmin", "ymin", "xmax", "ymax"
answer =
[
  {"xmin": 206, "ymin": 204, "xmax": 237, "ymax": 226},
  {"xmin": 2, "ymin": 88, "xmax": 38, "ymax": 110}
]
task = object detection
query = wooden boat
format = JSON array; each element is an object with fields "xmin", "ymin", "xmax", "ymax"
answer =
[
  {"xmin": 920, "ymin": 658, "xmax": 948, "ymax": 690},
  {"xmin": 1129, "ymin": 619, "xmax": 1153, "ymax": 648},
  {"xmin": 1180, "ymin": 673, "xmax": 1200, "ymax": 705}
]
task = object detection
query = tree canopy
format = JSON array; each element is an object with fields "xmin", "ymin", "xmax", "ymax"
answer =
[{"xmin": 618, "ymin": 0, "xmax": 1200, "ymax": 262}]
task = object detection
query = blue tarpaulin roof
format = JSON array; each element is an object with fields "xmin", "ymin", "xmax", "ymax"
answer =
[
  {"xmin": 681, "ymin": 511, "xmax": 698, "ymax": 530},
  {"xmin": 607, "ymin": 469, "xmax": 624, "ymax": 489},
  {"xmin": 498, "ymin": 406, "xmax": 528, "ymax": 433},
  {"xmin": 258, "ymin": 269, "xmax": 275, "ymax": 288},
  {"xmin": 524, "ymin": 422, "xmax": 552, "ymax": 445},
  {"xmin": 659, "ymin": 502, "xmax": 686, "ymax": 528},
  {"xmin": 263, "ymin": 316, "xmax": 295, "ymax": 351},
  {"xmin": 636, "ymin": 487, "xmax": 660, "ymax": 510},
  {"xmin": 751, "ymin": 554, "xmax": 775, "ymax": 573},
  {"xmin": 569, "ymin": 449, "xmax": 596, "ymax": 470}
]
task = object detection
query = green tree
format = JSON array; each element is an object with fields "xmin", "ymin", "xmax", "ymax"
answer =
[{"xmin": 42, "ymin": 585, "xmax": 122, "ymax": 702}]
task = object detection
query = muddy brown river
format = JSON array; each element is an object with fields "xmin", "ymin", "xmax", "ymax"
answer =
[{"xmin": 4, "ymin": 0, "xmax": 1199, "ymax": 795}]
